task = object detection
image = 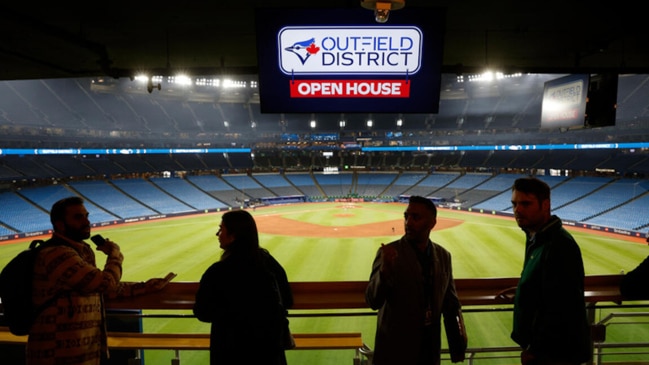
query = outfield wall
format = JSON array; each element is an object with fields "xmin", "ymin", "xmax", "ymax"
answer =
[{"xmin": 457, "ymin": 206, "xmax": 648, "ymax": 240}]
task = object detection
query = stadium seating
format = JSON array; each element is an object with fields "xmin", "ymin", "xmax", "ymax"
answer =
[
  {"xmin": 2, "ymin": 155, "xmax": 63, "ymax": 179},
  {"xmin": 68, "ymin": 180, "xmax": 158, "ymax": 219},
  {"xmin": 220, "ymin": 174, "xmax": 274, "ymax": 199},
  {"xmin": 403, "ymin": 172, "xmax": 459, "ymax": 197},
  {"xmin": 81, "ymin": 155, "xmax": 128, "ymax": 176},
  {"xmin": 18, "ymin": 184, "xmax": 118, "ymax": 224},
  {"xmin": 253, "ymin": 173, "xmax": 303, "ymax": 197},
  {"xmin": 148, "ymin": 177, "xmax": 229, "ymax": 210},
  {"xmin": 381, "ymin": 172, "xmax": 428, "ymax": 197},
  {"xmin": 431, "ymin": 173, "xmax": 492, "ymax": 205},
  {"xmin": 313, "ymin": 173, "xmax": 353, "ymax": 197},
  {"xmin": 110, "ymin": 179, "xmax": 195, "ymax": 214},
  {"xmin": 285, "ymin": 173, "xmax": 322, "ymax": 198},
  {"xmin": 186, "ymin": 175, "xmax": 250, "ymax": 205},
  {"xmin": 0, "ymin": 158, "xmax": 26, "ymax": 180},
  {"xmin": 0, "ymin": 81, "xmax": 46, "ymax": 126},
  {"xmin": 355, "ymin": 172, "xmax": 399, "ymax": 197},
  {"xmin": 470, "ymin": 174, "xmax": 527, "ymax": 211},
  {"xmin": 2, "ymin": 170, "xmax": 649, "ymax": 238},
  {"xmin": 0, "ymin": 192, "xmax": 51, "ymax": 233},
  {"xmin": 553, "ymin": 179, "xmax": 639, "ymax": 221},
  {"xmin": 584, "ymin": 193, "xmax": 649, "ymax": 230}
]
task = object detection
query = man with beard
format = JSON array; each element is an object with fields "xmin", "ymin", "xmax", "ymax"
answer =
[
  {"xmin": 509, "ymin": 177, "xmax": 591, "ymax": 365},
  {"xmin": 365, "ymin": 195, "xmax": 467, "ymax": 365},
  {"xmin": 26, "ymin": 196, "xmax": 171, "ymax": 365}
]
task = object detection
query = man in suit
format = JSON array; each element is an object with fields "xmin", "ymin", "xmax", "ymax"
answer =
[{"xmin": 366, "ymin": 195, "xmax": 467, "ymax": 365}]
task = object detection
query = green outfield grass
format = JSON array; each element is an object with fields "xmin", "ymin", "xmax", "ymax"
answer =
[{"xmin": 2, "ymin": 202, "xmax": 648, "ymax": 364}]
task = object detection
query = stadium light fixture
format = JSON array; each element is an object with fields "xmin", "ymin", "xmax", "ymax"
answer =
[
  {"xmin": 223, "ymin": 79, "xmax": 247, "ymax": 89},
  {"xmin": 466, "ymin": 70, "xmax": 524, "ymax": 83},
  {"xmin": 146, "ymin": 78, "xmax": 161, "ymax": 93},
  {"xmin": 360, "ymin": 0, "xmax": 405, "ymax": 23},
  {"xmin": 132, "ymin": 74, "xmax": 160, "ymax": 93},
  {"xmin": 171, "ymin": 75, "xmax": 192, "ymax": 86}
]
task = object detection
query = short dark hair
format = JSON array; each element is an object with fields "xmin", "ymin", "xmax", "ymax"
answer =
[
  {"xmin": 409, "ymin": 195, "xmax": 437, "ymax": 218},
  {"xmin": 50, "ymin": 196, "xmax": 84, "ymax": 227},
  {"xmin": 512, "ymin": 177, "xmax": 550, "ymax": 203}
]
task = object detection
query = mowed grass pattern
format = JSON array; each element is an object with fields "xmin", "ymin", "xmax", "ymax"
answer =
[{"xmin": 1, "ymin": 202, "xmax": 648, "ymax": 364}]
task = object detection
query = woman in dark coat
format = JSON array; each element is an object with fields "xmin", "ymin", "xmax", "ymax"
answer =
[{"xmin": 194, "ymin": 210, "xmax": 293, "ymax": 365}]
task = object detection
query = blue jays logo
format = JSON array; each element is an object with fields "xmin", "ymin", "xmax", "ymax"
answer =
[
  {"xmin": 279, "ymin": 26, "xmax": 422, "ymax": 75},
  {"xmin": 284, "ymin": 38, "xmax": 321, "ymax": 65}
]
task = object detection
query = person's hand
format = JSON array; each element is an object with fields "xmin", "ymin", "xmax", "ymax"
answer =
[
  {"xmin": 126, "ymin": 273, "xmax": 176, "ymax": 297},
  {"xmin": 521, "ymin": 349, "xmax": 535, "ymax": 365},
  {"xmin": 96, "ymin": 238, "xmax": 120, "ymax": 256},
  {"xmin": 449, "ymin": 311, "xmax": 467, "ymax": 363},
  {"xmin": 495, "ymin": 286, "xmax": 517, "ymax": 303},
  {"xmin": 380, "ymin": 243, "xmax": 398, "ymax": 275},
  {"xmin": 145, "ymin": 272, "xmax": 177, "ymax": 292},
  {"xmin": 450, "ymin": 351, "xmax": 466, "ymax": 363}
]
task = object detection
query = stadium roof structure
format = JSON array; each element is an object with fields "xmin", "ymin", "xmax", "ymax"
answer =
[
  {"xmin": 0, "ymin": 2, "xmax": 648, "ymax": 82},
  {"xmin": 1, "ymin": 2, "xmax": 649, "ymax": 153}
]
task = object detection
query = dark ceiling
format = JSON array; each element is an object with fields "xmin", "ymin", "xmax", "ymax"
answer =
[{"xmin": 1, "ymin": 1, "xmax": 648, "ymax": 82}]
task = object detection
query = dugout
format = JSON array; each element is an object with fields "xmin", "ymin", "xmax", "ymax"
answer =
[
  {"xmin": 398, "ymin": 195, "xmax": 446, "ymax": 205},
  {"xmin": 261, "ymin": 195, "xmax": 307, "ymax": 205}
]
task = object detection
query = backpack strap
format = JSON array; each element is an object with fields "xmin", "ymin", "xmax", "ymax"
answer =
[
  {"xmin": 29, "ymin": 239, "xmax": 47, "ymax": 249},
  {"xmin": 31, "ymin": 238, "xmax": 70, "ymax": 317}
]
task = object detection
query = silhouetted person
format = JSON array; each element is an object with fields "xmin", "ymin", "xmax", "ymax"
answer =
[
  {"xmin": 620, "ymin": 254, "xmax": 649, "ymax": 300},
  {"xmin": 194, "ymin": 210, "xmax": 293, "ymax": 365},
  {"xmin": 366, "ymin": 195, "xmax": 467, "ymax": 365},
  {"xmin": 508, "ymin": 177, "xmax": 591, "ymax": 365},
  {"xmin": 27, "ymin": 196, "xmax": 171, "ymax": 365}
]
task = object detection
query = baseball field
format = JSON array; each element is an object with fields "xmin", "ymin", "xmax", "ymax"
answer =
[{"xmin": 2, "ymin": 202, "xmax": 648, "ymax": 364}]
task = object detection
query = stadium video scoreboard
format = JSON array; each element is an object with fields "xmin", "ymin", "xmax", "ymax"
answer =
[{"xmin": 255, "ymin": 7, "xmax": 445, "ymax": 114}]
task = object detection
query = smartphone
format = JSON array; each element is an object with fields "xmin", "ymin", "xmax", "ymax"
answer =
[
  {"xmin": 90, "ymin": 234, "xmax": 106, "ymax": 246},
  {"xmin": 164, "ymin": 272, "xmax": 177, "ymax": 282}
]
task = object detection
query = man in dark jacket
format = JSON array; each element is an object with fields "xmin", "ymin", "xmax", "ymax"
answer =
[
  {"xmin": 365, "ymin": 195, "xmax": 467, "ymax": 365},
  {"xmin": 510, "ymin": 177, "xmax": 591, "ymax": 365}
]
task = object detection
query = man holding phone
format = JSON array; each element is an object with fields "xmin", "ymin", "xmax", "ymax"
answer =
[{"xmin": 26, "ymin": 196, "xmax": 174, "ymax": 365}]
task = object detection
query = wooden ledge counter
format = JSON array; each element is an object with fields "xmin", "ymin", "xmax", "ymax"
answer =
[{"xmin": 103, "ymin": 275, "xmax": 624, "ymax": 311}]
